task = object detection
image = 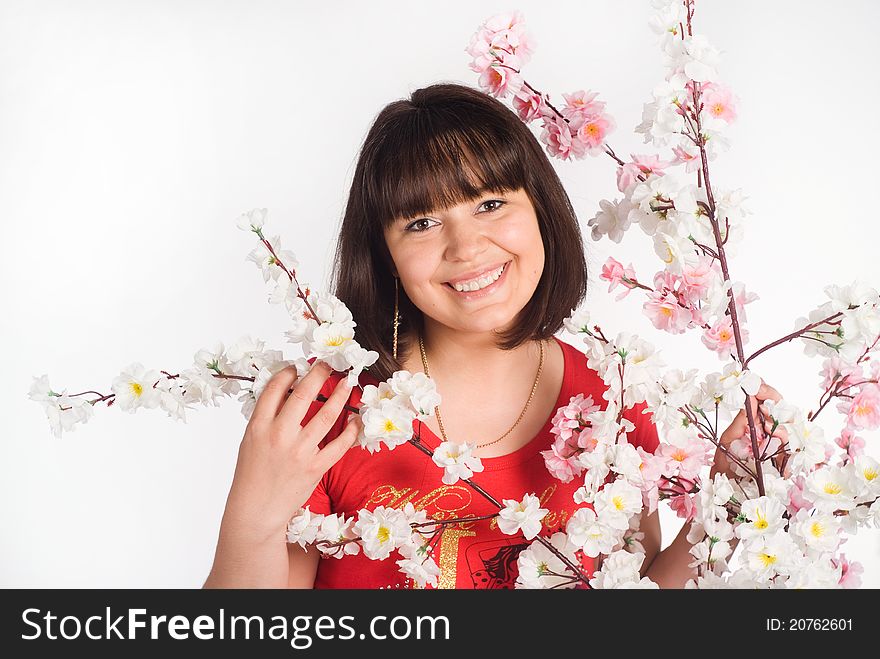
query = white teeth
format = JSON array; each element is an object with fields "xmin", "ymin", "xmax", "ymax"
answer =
[{"xmin": 452, "ymin": 263, "xmax": 506, "ymax": 292}]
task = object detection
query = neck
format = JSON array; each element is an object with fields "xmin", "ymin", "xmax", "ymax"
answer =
[{"xmin": 417, "ymin": 319, "xmax": 541, "ymax": 385}]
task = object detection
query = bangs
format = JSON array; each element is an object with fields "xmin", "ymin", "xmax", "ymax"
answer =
[{"xmin": 367, "ymin": 107, "xmax": 531, "ymax": 228}]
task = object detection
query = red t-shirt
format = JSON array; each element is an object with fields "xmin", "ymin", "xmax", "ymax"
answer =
[{"xmin": 301, "ymin": 336, "xmax": 660, "ymax": 589}]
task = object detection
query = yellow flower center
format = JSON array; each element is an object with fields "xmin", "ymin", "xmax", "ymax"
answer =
[
  {"xmin": 759, "ymin": 552, "xmax": 777, "ymax": 568},
  {"xmin": 671, "ymin": 449, "xmax": 687, "ymax": 462},
  {"xmin": 377, "ymin": 526, "xmax": 390, "ymax": 544},
  {"xmin": 719, "ymin": 330, "xmax": 731, "ymax": 341},
  {"xmin": 585, "ymin": 123, "xmax": 600, "ymax": 137},
  {"xmin": 712, "ymin": 103, "xmax": 725, "ymax": 116},
  {"xmin": 754, "ymin": 518, "xmax": 768, "ymax": 530},
  {"xmin": 324, "ymin": 336, "xmax": 346, "ymax": 347},
  {"xmin": 612, "ymin": 496, "xmax": 625, "ymax": 511},
  {"xmin": 130, "ymin": 382, "xmax": 143, "ymax": 397},
  {"xmin": 810, "ymin": 522, "xmax": 824, "ymax": 538},
  {"xmin": 661, "ymin": 307, "xmax": 673, "ymax": 317},
  {"xmin": 823, "ymin": 483, "xmax": 842, "ymax": 495},
  {"xmin": 864, "ymin": 468, "xmax": 878, "ymax": 481},
  {"xmin": 383, "ymin": 419, "xmax": 400, "ymax": 433}
]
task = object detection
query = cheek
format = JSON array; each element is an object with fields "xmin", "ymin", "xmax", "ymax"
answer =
[
  {"xmin": 392, "ymin": 248, "xmax": 439, "ymax": 290},
  {"xmin": 502, "ymin": 222, "xmax": 544, "ymax": 278}
]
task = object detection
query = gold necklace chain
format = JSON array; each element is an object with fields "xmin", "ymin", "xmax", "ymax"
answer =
[{"xmin": 418, "ymin": 334, "xmax": 544, "ymax": 450}]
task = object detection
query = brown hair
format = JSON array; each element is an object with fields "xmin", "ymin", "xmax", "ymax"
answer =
[{"xmin": 330, "ymin": 83, "xmax": 588, "ymax": 382}]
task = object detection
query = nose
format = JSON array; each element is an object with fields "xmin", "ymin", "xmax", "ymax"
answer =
[{"xmin": 444, "ymin": 219, "xmax": 489, "ymax": 263}]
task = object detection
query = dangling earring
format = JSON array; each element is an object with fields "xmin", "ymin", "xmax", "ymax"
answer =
[{"xmin": 392, "ymin": 276, "xmax": 400, "ymax": 360}]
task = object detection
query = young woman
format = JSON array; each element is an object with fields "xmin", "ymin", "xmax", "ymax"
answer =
[{"xmin": 204, "ymin": 83, "xmax": 783, "ymax": 589}]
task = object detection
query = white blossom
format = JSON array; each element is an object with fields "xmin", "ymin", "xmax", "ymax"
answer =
[
  {"xmin": 29, "ymin": 375, "xmax": 95, "ymax": 438},
  {"xmin": 497, "ymin": 493, "xmax": 549, "ymax": 540},
  {"xmin": 565, "ymin": 507, "xmax": 618, "ymax": 557},
  {"xmin": 804, "ymin": 466, "xmax": 859, "ymax": 513},
  {"xmin": 736, "ymin": 496, "xmax": 787, "ymax": 543},
  {"xmin": 315, "ymin": 514, "xmax": 360, "ymax": 558},
  {"xmin": 111, "ymin": 363, "xmax": 163, "ymax": 413},
  {"xmin": 588, "ymin": 199, "xmax": 634, "ymax": 243},
  {"xmin": 789, "ymin": 509, "xmax": 842, "ymax": 555},
  {"xmin": 589, "ymin": 549, "xmax": 650, "ymax": 589},
  {"xmin": 286, "ymin": 507, "xmax": 324, "ymax": 548},
  {"xmin": 593, "ymin": 479, "xmax": 644, "ymax": 530},
  {"xmin": 360, "ymin": 398, "xmax": 415, "ymax": 453},
  {"xmin": 353, "ymin": 506, "xmax": 412, "ymax": 560},
  {"xmin": 515, "ymin": 532, "xmax": 580, "ymax": 589},
  {"xmin": 431, "ymin": 441, "xmax": 484, "ymax": 485},
  {"xmin": 236, "ymin": 207, "xmax": 267, "ymax": 232}
]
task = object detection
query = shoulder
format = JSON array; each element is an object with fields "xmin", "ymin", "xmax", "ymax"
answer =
[{"xmin": 555, "ymin": 335, "xmax": 605, "ymax": 392}]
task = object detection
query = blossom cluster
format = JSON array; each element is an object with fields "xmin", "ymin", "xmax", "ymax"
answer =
[
  {"xmin": 468, "ymin": 11, "xmax": 616, "ymax": 160},
  {"xmin": 286, "ymin": 504, "xmax": 443, "ymax": 588},
  {"xmin": 472, "ymin": 1, "xmax": 880, "ymax": 588}
]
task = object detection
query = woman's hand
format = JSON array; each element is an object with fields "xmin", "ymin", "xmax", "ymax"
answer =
[
  {"xmin": 220, "ymin": 361, "xmax": 362, "ymax": 545},
  {"xmin": 711, "ymin": 381, "xmax": 790, "ymax": 480}
]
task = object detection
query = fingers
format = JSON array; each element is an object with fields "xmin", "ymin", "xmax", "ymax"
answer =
[
  {"xmin": 274, "ymin": 361, "xmax": 336, "ymax": 430},
  {"xmin": 754, "ymin": 381, "xmax": 781, "ymax": 404},
  {"xmin": 296, "ymin": 373, "xmax": 355, "ymax": 447},
  {"xmin": 250, "ymin": 365, "xmax": 303, "ymax": 424},
  {"xmin": 315, "ymin": 414, "xmax": 362, "ymax": 472}
]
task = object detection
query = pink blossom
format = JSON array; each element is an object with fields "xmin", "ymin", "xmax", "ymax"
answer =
[
  {"xmin": 659, "ymin": 438, "xmax": 709, "ymax": 481},
  {"xmin": 644, "ymin": 290, "xmax": 693, "ymax": 334},
  {"xmin": 820, "ymin": 356, "xmax": 861, "ymax": 390},
  {"xmin": 616, "ymin": 153, "xmax": 668, "ymax": 194},
  {"xmin": 576, "ymin": 114, "xmax": 615, "ymax": 154},
  {"xmin": 701, "ymin": 82, "xmax": 737, "ymax": 123},
  {"xmin": 667, "ymin": 492, "xmax": 696, "ymax": 520},
  {"xmin": 478, "ymin": 63, "xmax": 524, "ymax": 99},
  {"xmin": 540, "ymin": 115, "xmax": 586, "ymax": 160},
  {"xmin": 542, "ymin": 394, "xmax": 601, "ymax": 483},
  {"xmin": 786, "ymin": 475, "xmax": 812, "ymax": 516},
  {"xmin": 541, "ymin": 450, "xmax": 580, "ymax": 483},
  {"xmin": 702, "ymin": 316, "xmax": 738, "ymax": 357},
  {"xmin": 670, "ymin": 144, "xmax": 701, "ymax": 172},
  {"xmin": 637, "ymin": 448, "xmax": 666, "ymax": 483},
  {"xmin": 600, "ymin": 257, "xmax": 639, "ymax": 300},
  {"xmin": 834, "ymin": 554, "xmax": 864, "ymax": 589},
  {"xmin": 682, "ymin": 255, "xmax": 716, "ymax": 296},
  {"xmin": 847, "ymin": 385, "xmax": 880, "ymax": 430},
  {"xmin": 835, "ymin": 428, "xmax": 866, "ymax": 462},
  {"xmin": 560, "ymin": 90, "xmax": 603, "ymax": 120},
  {"xmin": 467, "ymin": 11, "xmax": 534, "ymax": 73},
  {"xmin": 731, "ymin": 282, "xmax": 759, "ymax": 323},
  {"xmin": 512, "ymin": 89, "xmax": 545, "ymax": 122},
  {"xmin": 549, "ymin": 393, "xmax": 598, "ymax": 443},
  {"xmin": 616, "ymin": 163, "xmax": 642, "ymax": 194}
]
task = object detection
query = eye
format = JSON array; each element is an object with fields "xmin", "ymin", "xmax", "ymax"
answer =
[
  {"xmin": 404, "ymin": 218, "xmax": 438, "ymax": 233},
  {"xmin": 478, "ymin": 199, "xmax": 506, "ymax": 213}
]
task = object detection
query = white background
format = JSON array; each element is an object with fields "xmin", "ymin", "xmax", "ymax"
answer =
[{"xmin": 2, "ymin": 0, "xmax": 878, "ymax": 588}]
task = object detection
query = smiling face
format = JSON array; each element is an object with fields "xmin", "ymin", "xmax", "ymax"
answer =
[{"xmin": 383, "ymin": 187, "xmax": 545, "ymax": 337}]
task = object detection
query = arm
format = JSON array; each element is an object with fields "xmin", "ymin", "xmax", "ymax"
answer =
[
  {"xmin": 641, "ymin": 514, "xmax": 697, "ymax": 588},
  {"xmin": 287, "ymin": 543, "xmax": 321, "ymax": 588},
  {"xmin": 202, "ymin": 363, "xmax": 360, "ymax": 589},
  {"xmin": 203, "ymin": 520, "xmax": 290, "ymax": 588}
]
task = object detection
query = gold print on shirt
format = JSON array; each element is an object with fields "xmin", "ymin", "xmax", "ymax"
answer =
[
  {"xmin": 364, "ymin": 484, "xmax": 474, "ymax": 526},
  {"xmin": 363, "ymin": 482, "xmax": 574, "ymax": 588},
  {"xmin": 365, "ymin": 483, "xmax": 570, "ymax": 532}
]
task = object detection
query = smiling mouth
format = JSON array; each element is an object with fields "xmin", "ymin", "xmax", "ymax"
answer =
[
  {"xmin": 444, "ymin": 261, "xmax": 511, "ymax": 295},
  {"xmin": 444, "ymin": 261, "xmax": 510, "ymax": 294}
]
